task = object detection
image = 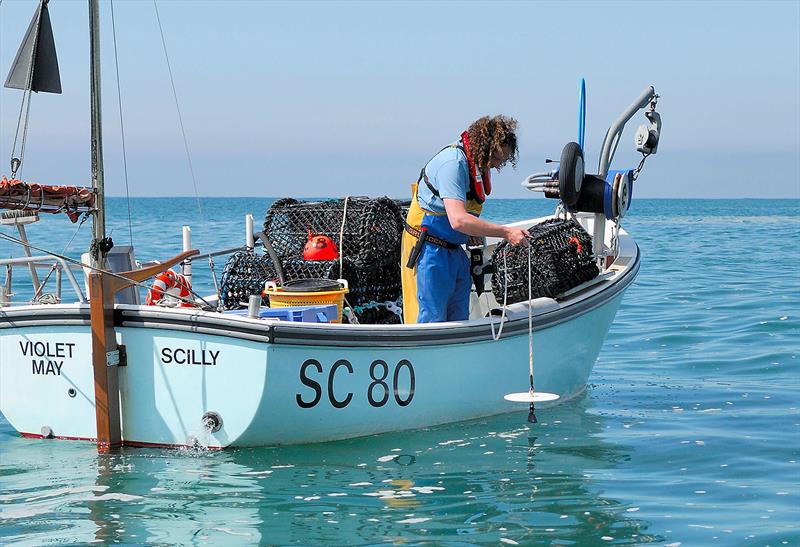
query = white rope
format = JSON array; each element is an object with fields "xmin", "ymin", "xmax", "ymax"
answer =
[
  {"xmin": 338, "ymin": 196, "xmax": 349, "ymax": 278},
  {"xmin": 527, "ymin": 243, "xmax": 535, "ymax": 393},
  {"xmin": 488, "ymin": 250, "xmax": 509, "ymax": 341}
]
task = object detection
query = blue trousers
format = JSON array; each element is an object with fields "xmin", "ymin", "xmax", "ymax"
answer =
[{"xmin": 416, "ymin": 243, "xmax": 471, "ymax": 323}]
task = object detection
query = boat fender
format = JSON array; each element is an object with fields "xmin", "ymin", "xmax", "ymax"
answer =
[
  {"xmin": 145, "ymin": 269, "xmax": 193, "ymax": 307},
  {"xmin": 557, "ymin": 142, "xmax": 584, "ymax": 206},
  {"xmin": 303, "ymin": 231, "xmax": 339, "ymax": 261}
]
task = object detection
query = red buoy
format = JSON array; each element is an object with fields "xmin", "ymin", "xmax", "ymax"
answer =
[{"xmin": 303, "ymin": 232, "xmax": 339, "ymax": 261}]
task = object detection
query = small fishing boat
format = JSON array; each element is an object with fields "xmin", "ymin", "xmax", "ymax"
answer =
[{"xmin": 0, "ymin": 1, "xmax": 662, "ymax": 450}]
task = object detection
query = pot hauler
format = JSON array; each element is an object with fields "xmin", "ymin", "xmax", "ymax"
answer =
[{"xmin": 401, "ymin": 115, "xmax": 529, "ymax": 324}]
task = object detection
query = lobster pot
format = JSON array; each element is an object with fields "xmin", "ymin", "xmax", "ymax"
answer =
[
  {"xmin": 491, "ymin": 218, "xmax": 599, "ymax": 304},
  {"xmin": 353, "ymin": 307, "xmax": 402, "ymax": 325},
  {"xmin": 395, "ymin": 199, "xmax": 412, "ymax": 222},
  {"xmin": 263, "ymin": 197, "xmax": 404, "ymax": 271},
  {"xmin": 219, "ymin": 251, "xmax": 278, "ymax": 310},
  {"xmin": 261, "ymin": 197, "xmax": 404, "ymax": 324}
]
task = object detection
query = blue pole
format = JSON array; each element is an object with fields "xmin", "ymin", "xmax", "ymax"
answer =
[{"xmin": 578, "ymin": 78, "xmax": 586, "ymax": 152}]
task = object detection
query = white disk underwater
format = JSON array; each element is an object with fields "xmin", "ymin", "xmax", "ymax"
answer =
[{"xmin": 504, "ymin": 392, "xmax": 560, "ymax": 403}]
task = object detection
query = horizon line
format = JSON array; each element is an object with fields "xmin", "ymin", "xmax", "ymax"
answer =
[{"xmin": 100, "ymin": 195, "xmax": 800, "ymax": 201}]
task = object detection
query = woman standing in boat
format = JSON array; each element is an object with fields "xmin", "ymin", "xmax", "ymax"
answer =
[{"xmin": 402, "ymin": 115, "xmax": 529, "ymax": 324}]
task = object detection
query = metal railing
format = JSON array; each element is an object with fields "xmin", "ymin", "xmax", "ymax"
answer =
[{"xmin": 0, "ymin": 255, "xmax": 87, "ymax": 304}]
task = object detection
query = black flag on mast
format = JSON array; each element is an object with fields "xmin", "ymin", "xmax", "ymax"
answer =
[{"xmin": 4, "ymin": 0, "xmax": 61, "ymax": 94}]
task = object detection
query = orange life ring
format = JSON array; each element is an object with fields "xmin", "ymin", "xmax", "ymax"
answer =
[{"xmin": 145, "ymin": 269, "xmax": 193, "ymax": 307}]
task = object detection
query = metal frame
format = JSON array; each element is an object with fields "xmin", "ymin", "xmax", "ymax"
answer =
[
  {"xmin": 592, "ymin": 85, "xmax": 657, "ymax": 267},
  {"xmin": 598, "ymin": 86, "xmax": 657, "ymax": 178},
  {"xmin": 0, "ymin": 255, "xmax": 87, "ymax": 302}
]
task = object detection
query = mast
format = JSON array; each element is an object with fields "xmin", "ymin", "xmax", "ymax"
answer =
[{"xmin": 89, "ymin": 0, "xmax": 107, "ymax": 266}]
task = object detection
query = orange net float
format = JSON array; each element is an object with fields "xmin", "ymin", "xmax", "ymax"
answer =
[
  {"xmin": 303, "ymin": 231, "xmax": 339, "ymax": 261},
  {"xmin": 145, "ymin": 269, "xmax": 193, "ymax": 307},
  {"xmin": 567, "ymin": 236, "xmax": 583, "ymax": 254}
]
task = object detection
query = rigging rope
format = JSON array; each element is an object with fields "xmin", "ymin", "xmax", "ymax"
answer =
[
  {"xmin": 207, "ymin": 254, "xmax": 222, "ymax": 311},
  {"xmin": 9, "ymin": 0, "xmax": 43, "ymax": 179},
  {"xmin": 152, "ymin": 0, "xmax": 203, "ymax": 216},
  {"xmin": 110, "ymin": 0, "xmax": 134, "ymax": 247}
]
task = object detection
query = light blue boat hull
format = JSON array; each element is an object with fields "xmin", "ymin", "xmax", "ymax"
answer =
[
  {"xmin": 0, "ymin": 291, "xmax": 625, "ymax": 448},
  {"xmin": 1, "ymin": 229, "xmax": 639, "ymax": 448}
]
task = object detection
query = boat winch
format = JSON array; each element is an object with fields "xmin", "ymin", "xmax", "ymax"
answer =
[{"xmin": 522, "ymin": 82, "xmax": 661, "ymax": 223}]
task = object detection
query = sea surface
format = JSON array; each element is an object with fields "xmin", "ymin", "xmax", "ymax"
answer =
[{"xmin": 1, "ymin": 198, "xmax": 798, "ymax": 546}]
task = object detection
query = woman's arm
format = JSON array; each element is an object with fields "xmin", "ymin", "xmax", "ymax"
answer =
[{"xmin": 443, "ymin": 198, "xmax": 529, "ymax": 246}]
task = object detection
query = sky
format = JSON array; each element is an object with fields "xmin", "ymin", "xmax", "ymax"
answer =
[{"xmin": 0, "ymin": 0, "xmax": 798, "ymax": 199}]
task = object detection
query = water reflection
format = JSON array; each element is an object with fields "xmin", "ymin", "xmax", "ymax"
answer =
[{"xmin": 1, "ymin": 396, "xmax": 660, "ymax": 545}]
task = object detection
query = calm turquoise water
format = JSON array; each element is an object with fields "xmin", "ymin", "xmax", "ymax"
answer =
[{"xmin": 1, "ymin": 198, "xmax": 798, "ymax": 546}]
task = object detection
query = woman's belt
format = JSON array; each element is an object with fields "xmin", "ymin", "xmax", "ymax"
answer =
[
  {"xmin": 404, "ymin": 222, "xmax": 460, "ymax": 249},
  {"xmin": 404, "ymin": 222, "xmax": 460, "ymax": 269}
]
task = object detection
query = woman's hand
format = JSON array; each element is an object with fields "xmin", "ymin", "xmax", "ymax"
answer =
[
  {"xmin": 504, "ymin": 227, "xmax": 529, "ymax": 246},
  {"xmin": 442, "ymin": 199, "xmax": 530, "ymax": 246}
]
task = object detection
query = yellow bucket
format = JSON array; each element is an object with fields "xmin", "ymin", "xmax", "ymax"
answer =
[{"xmin": 263, "ymin": 279, "xmax": 348, "ymax": 323}]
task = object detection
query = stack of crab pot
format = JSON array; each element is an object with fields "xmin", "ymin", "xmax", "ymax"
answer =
[{"xmin": 261, "ymin": 197, "xmax": 405, "ymax": 324}]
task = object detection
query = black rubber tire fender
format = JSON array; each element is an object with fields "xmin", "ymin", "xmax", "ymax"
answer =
[{"xmin": 558, "ymin": 142, "xmax": 584, "ymax": 207}]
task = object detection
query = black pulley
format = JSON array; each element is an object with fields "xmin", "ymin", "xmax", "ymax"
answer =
[
  {"xmin": 558, "ymin": 142, "xmax": 584, "ymax": 206},
  {"xmin": 281, "ymin": 278, "xmax": 344, "ymax": 292}
]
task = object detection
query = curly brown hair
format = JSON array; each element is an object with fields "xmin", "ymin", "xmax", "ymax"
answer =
[{"xmin": 466, "ymin": 115, "xmax": 518, "ymax": 171}]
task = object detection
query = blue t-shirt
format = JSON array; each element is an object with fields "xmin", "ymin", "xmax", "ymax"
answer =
[
  {"xmin": 416, "ymin": 144, "xmax": 476, "ymax": 245},
  {"xmin": 416, "ymin": 145, "xmax": 469, "ymax": 213}
]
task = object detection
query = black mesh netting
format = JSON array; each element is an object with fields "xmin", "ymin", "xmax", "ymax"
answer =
[
  {"xmin": 219, "ymin": 251, "xmax": 278, "ymax": 310},
  {"xmin": 263, "ymin": 197, "xmax": 404, "ymax": 271},
  {"xmin": 491, "ymin": 218, "xmax": 599, "ymax": 303},
  {"xmin": 219, "ymin": 197, "xmax": 404, "ymax": 324}
]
